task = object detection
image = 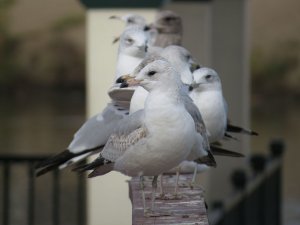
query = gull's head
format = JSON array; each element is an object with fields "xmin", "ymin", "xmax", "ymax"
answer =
[
  {"xmin": 110, "ymin": 14, "xmax": 146, "ymax": 26},
  {"xmin": 161, "ymin": 45, "xmax": 199, "ymax": 85},
  {"xmin": 120, "ymin": 58, "xmax": 181, "ymax": 92},
  {"xmin": 190, "ymin": 67, "xmax": 222, "ymax": 92},
  {"xmin": 119, "ymin": 27, "xmax": 148, "ymax": 57},
  {"xmin": 154, "ymin": 10, "xmax": 182, "ymax": 33}
]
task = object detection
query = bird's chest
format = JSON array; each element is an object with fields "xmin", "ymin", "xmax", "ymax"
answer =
[{"xmin": 194, "ymin": 92, "xmax": 226, "ymax": 140}]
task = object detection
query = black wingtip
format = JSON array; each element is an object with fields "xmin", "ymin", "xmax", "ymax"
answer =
[
  {"xmin": 35, "ymin": 145, "xmax": 104, "ymax": 177},
  {"xmin": 35, "ymin": 150, "xmax": 74, "ymax": 169},
  {"xmin": 211, "ymin": 145, "xmax": 245, "ymax": 158},
  {"xmin": 224, "ymin": 132, "xmax": 239, "ymax": 141},
  {"xmin": 226, "ymin": 124, "xmax": 258, "ymax": 136}
]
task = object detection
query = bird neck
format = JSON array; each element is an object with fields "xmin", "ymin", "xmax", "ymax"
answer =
[{"xmin": 115, "ymin": 54, "xmax": 143, "ymax": 79}]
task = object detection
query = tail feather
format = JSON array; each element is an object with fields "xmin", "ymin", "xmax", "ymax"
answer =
[
  {"xmin": 35, "ymin": 145, "xmax": 104, "ymax": 176},
  {"xmin": 73, "ymin": 156, "xmax": 114, "ymax": 178},
  {"xmin": 88, "ymin": 164, "xmax": 114, "ymax": 178},
  {"xmin": 227, "ymin": 124, "xmax": 258, "ymax": 136},
  {"xmin": 35, "ymin": 150, "xmax": 75, "ymax": 169},
  {"xmin": 194, "ymin": 150, "xmax": 217, "ymax": 168},
  {"xmin": 73, "ymin": 156, "xmax": 111, "ymax": 173},
  {"xmin": 224, "ymin": 132, "xmax": 239, "ymax": 141},
  {"xmin": 211, "ymin": 145, "xmax": 244, "ymax": 157}
]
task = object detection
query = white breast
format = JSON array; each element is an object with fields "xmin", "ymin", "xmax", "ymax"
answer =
[
  {"xmin": 129, "ymin": 87, "xmax": 148, "ymax": 114},
  {"xmin": 190, "ymin": 90, "xmax": 227, "ymax": 142},
  {"xmin": 115, "ymin": 91, "xmax": 196, "ymax": 176}
]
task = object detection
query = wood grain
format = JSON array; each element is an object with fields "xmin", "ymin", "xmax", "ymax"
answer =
[{"xmin": 129, "ymin": 174, "xmax": 209, "ymax": 225}]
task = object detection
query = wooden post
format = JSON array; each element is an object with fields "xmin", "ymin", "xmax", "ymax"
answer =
[{"xmin": 130, "ymin": 174, "xmax": 209, "ymax": 225}]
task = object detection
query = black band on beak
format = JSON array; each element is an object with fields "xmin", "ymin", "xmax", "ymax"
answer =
[
  {"xmin": 189, "ymin": 86, "xmax": 193, "ymax": 91},
  {"xmin": 116, "ymin": 77, "xmax": 125, "ymax": 84}
]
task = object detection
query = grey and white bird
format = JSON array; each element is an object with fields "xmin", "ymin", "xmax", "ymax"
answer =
[
  {"xmin": 129, "ymin": 45, "xmax": 196, "ymax": 114},
  {"xmin": 80, "ymin": 59, "xmax": 215, "ymax": 214},
  {"xmin": 35, "ymin": 27, "xmax": 149, "ymax": 175},
  {"xmin": 109, "ymin": 14, "xmax": 147, "ymax": 27},
  {"xmin": 114, "ymin": 26, "xmax": 148, "ymax": 80},
  {"xmin": 189, "ymin": 67, "xmax": 258, "ymax": 143},
  {"xmin": 151, "ymin": 10, "xmax": 183, "ymax": 47},
  {"xmin": 109, "ymin": 26, "xmax": 149, "ymax": 102}
]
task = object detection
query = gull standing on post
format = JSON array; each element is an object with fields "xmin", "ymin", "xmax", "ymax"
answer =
[
  {"xmin": 189, "ymin": 67, "xmax": 258, "ymax": 143},
  {"xmin": 80, "ymin": 59, "xmax": 215, "ymax": 215},
  {"xmin": 109, "ymin": 14, "xmax": 147, "ymax": 27},
  {"xmin": 129, "ymin": 45, "xmax": 196, "ymax": 114},
  {"xmin": 151, "ymin": 10, "xmax": 183, "ymax": 47},
  {"xmin": 35, "ymin": 27, "xmax": 149, "ymax": 175}
]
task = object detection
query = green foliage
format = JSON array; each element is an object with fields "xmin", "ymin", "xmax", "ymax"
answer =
[
  {"xmin": 251, "ymin": 40, "xmax": 300, "ymax": 95},
  {"xmin": 0, "ymin": 1, "xmax": 85, "ymax": 91},
  {"xmin": 51, "ymin": 14, "xmax": 85, "ymax": 33},
  {"xmin": 251, "ymin": 40, "xmax": 300, "ymax": 113}
]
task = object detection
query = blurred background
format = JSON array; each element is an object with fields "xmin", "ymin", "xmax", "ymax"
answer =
[{"xmin": 0, "ymin": 0, "xmax": 299, "ymax": 224}]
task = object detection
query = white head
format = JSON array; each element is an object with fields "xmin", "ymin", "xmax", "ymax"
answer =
[
  {"xmin": 118, "ymin": 27, "xmax": 148, "ymax": 58},
  {"xmin": 191, "ymin": 67, "xmax": 222, "ymax": 92},
  {"xmin": 161, "ymin": 45, "xmax": 199, "ymax": 85},
  {"xmin": 110, "ymin": 14, "xmax": 146, "ymax": 27},
  {"xmin": 123, "ymin": 58, "xmax": 182, "ymax": 92}
]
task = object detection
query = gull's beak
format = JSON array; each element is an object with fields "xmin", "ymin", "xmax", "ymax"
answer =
[
  {"xmin": 190, "ymin": 62, "xmax": 201, "ymax": 73},
  {"xmin": 112, "ymin": 36, "xmax": 120, "ymax": 44},
  {"xmin": 116, "ymin": 74, "xmax": 131, "ymax": 84},
  {"xmin": 120, "ymin": 76, "xmax": 142, "ymax": 88},
  {"xmin": 189, "ymin": 82, "xmax": 199, "ymax": 91}
]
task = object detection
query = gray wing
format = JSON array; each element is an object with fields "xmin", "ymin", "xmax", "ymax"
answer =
[
  {"xmin": 183, "ymin": 93, "xmax": 216, "ymax": 167},
  {"xmin": 68, "ymin": 102, "xmax": 128, "ymax": 154},
  {"xmin": 101, "ymin": 110, "xmax": 147, "ymax": 162},
  {"xmin": 182, "ymin": 93, "xmax": 210, "ymax": 151}
]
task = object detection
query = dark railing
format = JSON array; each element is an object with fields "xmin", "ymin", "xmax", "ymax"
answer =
[
  {"xmin": 210, "ymin": 140, "xmax": 284, "ymax": 225},
  {"xmin": 0, "ymin": 154, "xmax": 86, "ymax": 225}
]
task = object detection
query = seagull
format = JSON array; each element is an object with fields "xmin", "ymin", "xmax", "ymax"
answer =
[
  {"xmin": 189, "ymin": 67, "xmax": 258, "ymax": 143},
  {"xmin": 114, "ymin": 26, "xmax": 148, "ymax": 80},
  {"xmin": 150, "ymin": 10, "xmax": 183, "ymax": 47},
  {"xmin": 109, "ymin": 14, "xmax": 147, "ymax": 27},
  {"xmin": 35, "ymin": 27, "xmax": 149, "ymax": 175},
  {"xmin": 79, "ymin": 59, "xmax": 215, "ymax": 215},
  {"xmin": 109, "ymin": 26, "xmax": 149, "ymax": 102},
  {"xmin": 109, "ymin": 14, "xmax": 150, "ymax": 44},
  {"xmin": 129, "ymin": 45, "xmax": 197, "ymax": 114}
]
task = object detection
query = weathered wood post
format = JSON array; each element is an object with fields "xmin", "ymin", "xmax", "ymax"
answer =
[{"xmin": 130, "ymin": 175, "xmax": 209, "ymax": 225}]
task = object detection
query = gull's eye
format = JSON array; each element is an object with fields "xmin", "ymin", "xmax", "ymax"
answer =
[
  {"xmin": 164, "ymin": 16, "xmax": 174, "ymax": 22},
  {"xmin": 205, "ymin": 75, "xmax": 212, "ymax": 80},
  {"xmin": 147, "ymin": 71, "xmax": 156, "ymax": 76},
  {"xmin": 127, "ymin": 18, "xmax": 134, "ymax": 24},
  {"xmin": 126, "ymin": 38, "xmax": 133, "ymax": 45}
]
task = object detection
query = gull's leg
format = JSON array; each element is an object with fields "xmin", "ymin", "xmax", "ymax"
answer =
[
  {"xmin": 145, "ymin": 175, "xmax": 172, "ymax": 217},
  {"xmin": 159, "ymin": 174, "xmax": 165, "ymax": 198},
  {"xmin": 174, "ymin": 166, "xmax": 181, "ymax": 196},
  {"xmin": 139, "ymin": 176, "xmax": 147, "ymax": 213},
  {"xmin": 151, "ymin": 176, "xmax": 158, "ymax": 211},
  {"xmin": 190, "ymin": 164, "xmax": 198, "ymax": 189}
]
